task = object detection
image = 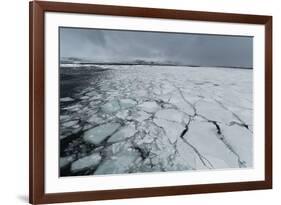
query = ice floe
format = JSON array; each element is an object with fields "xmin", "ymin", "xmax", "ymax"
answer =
[
  {"xmin": 60, "ymin": 97, "xmax": 75, "ymax": 102},
  {"xmin": 71, "ymin": 153, "xmax": 102, "ymax": 172},
  {"xmin": 83, "ymin": 123, "xmax": 121, "ymax": 145}
]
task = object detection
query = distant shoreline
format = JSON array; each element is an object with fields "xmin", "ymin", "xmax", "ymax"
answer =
[{"xmin": 60, "ymin": 62, "xmax": 253, "ymax": 70}]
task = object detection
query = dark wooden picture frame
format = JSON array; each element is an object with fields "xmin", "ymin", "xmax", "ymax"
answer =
[{"xmin": 29, "ymin": 1, "xmax": 272, "ymax": 204}]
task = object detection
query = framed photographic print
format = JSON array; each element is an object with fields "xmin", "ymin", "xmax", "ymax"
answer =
[{"xmin": 29, "ymin": 1, "xmax": 272, "ymax": 204}]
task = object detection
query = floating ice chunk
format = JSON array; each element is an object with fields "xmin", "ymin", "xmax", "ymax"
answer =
[
  {"xmin": 221, "ymin": 124, "xmax": 253, "ymax": 167},
  {"xmin": 94, "ymin": 150, "xmax": 139, "ymax": 175},
  {"xmin": 175, "ymin": 138, "xmax": 206, "ymax": 170},
  {"xmin": 138, "ymin": 121, "xmax": 162, "ymax": 136},
  {"xmin": 60, "ymin": 156, "xmax": 74, "ymax": 168},
  {"xmin": 83, "ymin": 123, "xmax": 121, "ymax": 145},
  {"xmin": 161, "ymin": 83, "xmax": 175, "ymax": 95},
  {"xmin": 135, "ymin": 89, "xmax": 147, "ymax": 98},
  {"xmin": 87, "ymin": 114, "xmax": 105, "ymax": 124},
  {"xmin": 116, "ymin": 110, "xmax": 130, "ymax": 120},
  {"xmin": 71, "ymin": 127, "xmax": 82, "ymax": 135},
  {"xmin": 184, "ymin": 121, "xmax": 238, "ymax": 168},
  {"xmin": 146, "ymin": 137, "xmax": 179, "ymax": 171},
  {"xmin": 101, "ymin": 100, "xmax": 120, "ymax": 113},
  {"xmin": 141, "ymin": 135, "xmax": 154, "ymax": 144},
  {"xmin": 169, "ymin": 94, "xmax": 195, "ymax": 116},
  {"xmin": 107, "ymin": 124, "xmax": 136, "ymax": 143},
  {"xmin": 131, "ymin": 110, "xmax": 151, "ymax": 122},
  {"xmin": 60, "ymin": 115, "xmax": 71, "ymax": 121},
  {"xmin": 203, "ymin": 155, "xmax": 229, "ymax": 168},
  {"xmin": 60, "ymin": 132, "xmax": 72, "ymax": 140},
  {"xmin": 62, "ymin": 120, "xmax": 79, "ymax": 128},
  {"xmin": 82, "ymin": 123, "xmax": 93, "ymax": 131},
  {"xmin": 119, "ymin": 99, "xmax": 137, "ymax": 109},
  {"xmin": 153, "ymin": 119, "xmax": 184, "ymax": 144},
  {"xmin": 89, "ymin": 102, "xmax": 102, "ymax": 110},
  {"xmin": 196, "ymin": 100, "xmax": 234, "ymax": 123},
  {"xmin": 62, "ymin": 104, "xmax": 82, "ymax": 111},
  {"xmin": 233, "ymin": 109, "xmax": 252, "ymax": 126},
  {"xmin": 71, "ymin": 153, "xmax": 101, "ymax": 172},
  {"xmin": 85, "ymin": 91, "xmax": 98, "ymax": 97},
  {"xmin": 89, "ymin": 95, "xmax": 102, "ymax": 101},
  {"xmin": 155, "ymin": 109, "xmax": 186, "ymax": 123},
  {"xmin": 80, "ymin": 96, "xmax": 90, "ymax": 100},
  {"xmin": 60, "ymin": 97, "xmax": 74, "ymax": 102},
  {"xmin": 107, "ymin": 141, "xmax": 131, "ymax": 155},
  {"xmin": 138, "ymin": 101, "xmax": 160, "ymax": 113},
  {"xmin": 218, "ymin": 89, "xmax": 252, "ymax": 112},
  {"xmin": 157, "ymin": 93, "xmax": 172, "ymax": 102}
]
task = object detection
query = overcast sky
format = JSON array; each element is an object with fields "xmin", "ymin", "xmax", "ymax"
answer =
[{"xmin": 60, "ymin": 27, "xmax": 253, "ymax": 68}]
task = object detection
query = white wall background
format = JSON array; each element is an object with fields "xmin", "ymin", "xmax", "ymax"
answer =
[{"xmin": 0, "ymin": 0, "xmax": 279, "ymax": 204}]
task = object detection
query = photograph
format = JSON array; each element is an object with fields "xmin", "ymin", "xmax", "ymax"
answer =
[
  {"xmin": 59, "ymin": 27, "xmax": 253, "ymax": 177},
  {"xmin": 29, "ymin": 2, "xmax": 272, "ymax": 203}
]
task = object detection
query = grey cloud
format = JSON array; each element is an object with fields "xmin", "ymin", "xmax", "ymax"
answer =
[{"xmin": 60, "ymin": 27, "xmax": 253, "ymax": 68}]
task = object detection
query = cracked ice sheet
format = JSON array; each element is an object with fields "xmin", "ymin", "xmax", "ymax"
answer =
[
  {"xmin": 220, "ymin": 124, "xmax": 253, "ymax": 167},
  {"xmin": 59, "ymin": 65, "xmax": 253, "ymax": 176},
  {"xmin": 183, "ymin": 120, "xmax": 240, "ymax": 168}
]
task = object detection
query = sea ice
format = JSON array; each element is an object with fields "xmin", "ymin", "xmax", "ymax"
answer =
[
  {"xmin": 60, "ymin": 156, "xmax": 74, "ymax": 168},
  {"xmin": 62, "ymin": 120, "xmax": 79, "ymax": 128},
  {"xmin": 155, "ymin": 109, "xmax": 186, "ymax": 123},
  {"xmin": 153, "ymin": 119, "xmax": 185, "ymax": 144},
  {"xmin": 196, "ymin": 100, "xmax": 235, "ymax": 123},
  {"xmin": 116, "ymin": 110, "xmax": 130, "ymax": 120},
  {"xmin": 83, "ymin": 123, "xmax": 121, "ymax": 145},
  {"xmin": 71, "ymin": 153, "xmax": 101, "ymax": 172},
  {"xmin": 60, "ymin": 65, "xmax": 253, "ymax": 176},
  {"xmin": 107, "ymin": 124, "xmax": 136, "ymax": 143},
  {"xmin": 221, "ymin": 124, "xmax": 253, "ymax": 166},
  {"xmin": 131, "ymin": 110, "xmax": 151, "ymax": 122},
  {"xmin": 138, "ymin": 101, "xmax": 160, "ymax": 113},
  {"xmin": 183, "ymin": 120, "xmax": 239, "ymax": 168},
  {"xmin": 119, "ymin": 99, "xmax": 137, "ymax": 109},
  {"xmin": 101, "ymin": 100, "xmax": 120, "ymax": 113},
  {"xmin": 94, "ymin": 150, "xmax": 140, "ymax": 174},
  {"xmin": 60, "ymin": 97, "xmax": 75, "ymax": 102}
]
